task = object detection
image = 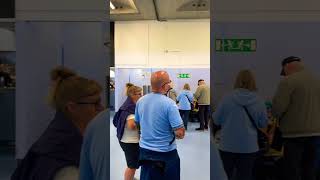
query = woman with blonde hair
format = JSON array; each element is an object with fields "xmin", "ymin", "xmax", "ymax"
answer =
[
  {"xmin": 213, "ymin": 70, "xmax": 268, "ymax": 180},
  {"xmin": 113, "ymin": 84, "xmax": 143, "ymax": 180},
  {"xmin": 12, "ymin": 67, "xmax": 104, "ymax": 180},
  {"xmin": 177, "ymin": 83, "xmax": 193, "ymax": 130},
  {"xmin": 48, "ymin": 66, "xmax": 77, "ymax": 106}
]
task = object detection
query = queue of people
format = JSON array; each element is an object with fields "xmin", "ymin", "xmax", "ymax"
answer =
[
  {"xmin": 212, "ymin": 56, "xmax": 320, "ymax": 180},
  {"xmin": 114, "ymin": 71, "xmax": 225, "ymax": 180},
  {"xmin": 10, "ymin": 55, "xmax": 320, "ymax": 180}
]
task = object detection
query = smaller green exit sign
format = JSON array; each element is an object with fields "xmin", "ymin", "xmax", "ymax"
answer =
[
  {"xmin": 177, "ymin": 73, "xmax": 191, "ymax": 78},
  {"xmin": 215, "ymin": 39, "xmax": 257, "ymax": 52}
]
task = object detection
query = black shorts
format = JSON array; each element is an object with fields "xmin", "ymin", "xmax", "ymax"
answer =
[{"xmin": 119, "ymin": 141, "xmax": 140, "ymax": 169}]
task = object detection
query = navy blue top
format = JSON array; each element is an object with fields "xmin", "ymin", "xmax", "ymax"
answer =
[
  {"xmin": 11, "ymin": 112, "xmax": 83, "ymax": 180},
  {"xmin": 113, "ymin": 97, "xmax": 136, "ymax": 141}
]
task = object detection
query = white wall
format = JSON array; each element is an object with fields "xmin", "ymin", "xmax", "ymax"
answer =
[
  {"xmin": 0, "ymin": 28, "xmax": 15, "ymax": 51},
  {"xmin": 115, "ymin": 20, "xmax": 210, "ymax": 68}
]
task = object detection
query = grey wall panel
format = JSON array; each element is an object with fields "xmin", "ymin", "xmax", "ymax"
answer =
[
  {"xmin": 16, "ymin": 22, "xmax": 60, "ymax": 159},
  {"xmin": 211, "ymin": 22, "xmax": 320, "ymax": 106},
  {"xmin": 62, "ymin": 22, "xmax": 109, "ymax": 106},
  {"xmin": 16, "ymin": 22, "xmax": 109, "ymax": 159}
]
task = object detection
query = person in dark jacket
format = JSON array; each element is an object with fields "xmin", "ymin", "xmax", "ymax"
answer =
[
  {"xmin": 113, "ymin": 84, "xmax": 142, "ymax": 180},
  {"xmin": 11, "ymin": 68, "xmax": 104, "ymax": 180}
]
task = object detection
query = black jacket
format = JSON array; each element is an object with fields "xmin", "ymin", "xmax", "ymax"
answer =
[
  {"xmin": 11, "ymin": 112, "xmax": 83, "ymax": 180},
  {"xmin": 113, "ymin": 97, "xmax": 136, "ymax": 140}
]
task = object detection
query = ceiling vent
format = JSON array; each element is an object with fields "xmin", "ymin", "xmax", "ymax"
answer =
[
  {"xmin": 176, "ymin": 0, "xmax": 209, "ymax": 12},
  {"xmin": 110, "ymin": 0, "xmax": 139, "ymax": 15}
]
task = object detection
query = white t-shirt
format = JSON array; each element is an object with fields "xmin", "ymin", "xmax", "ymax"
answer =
[{"xmin": 120, "ymin": 114, "xmax": 140, "ymax": 143}]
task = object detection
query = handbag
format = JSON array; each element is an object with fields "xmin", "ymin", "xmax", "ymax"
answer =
[
  {"xmin": 270, "ymin": 123, "xmax": 283, "ymax": 151},
  {"xmin": 243, "ymin": 106, "xmax": 269, "ymax": 153},
  {"xmin": 185, "ymin": 94, "xmax": 195, "ymax": 111}
]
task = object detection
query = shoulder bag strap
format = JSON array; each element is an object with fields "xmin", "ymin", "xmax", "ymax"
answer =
[
  {"xmin": 243, "ymin": 106, "xmax": 259, "ymax": 130},
  {"xmin": 185, "ymin": 94, "xmax": 192, "ymax": 104}
]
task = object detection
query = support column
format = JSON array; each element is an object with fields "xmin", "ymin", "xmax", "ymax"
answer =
[{"xmin": 15, "ymin": 0, "xmax": 109, "ymax": 161}]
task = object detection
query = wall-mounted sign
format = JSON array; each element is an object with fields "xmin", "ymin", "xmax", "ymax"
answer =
[
  {"xmin": 177, "ymin": 73, "xmax": 191, "ymax": 78},
  {"xmin": 215, "ymin": 39, "xmax": 256, "ymax": 52}
]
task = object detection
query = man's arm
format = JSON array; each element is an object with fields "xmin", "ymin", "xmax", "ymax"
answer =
[
  {"xmin": 194, "ymin": 87, "xmax": 201, "ymax": 100},
  {"xmin": 272, "ymin": 80, "xmax": 292, "ymax": 119},
  {"xmin": 168, "ymin": 102, "xmax": 185, "ymax": 139}
]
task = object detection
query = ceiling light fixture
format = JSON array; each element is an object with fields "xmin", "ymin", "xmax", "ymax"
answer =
[{"xmin": 110, "ymin": 1, "xmax": 116, "ymax": 10}]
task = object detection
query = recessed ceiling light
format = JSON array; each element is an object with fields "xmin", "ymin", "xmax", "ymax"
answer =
[{"xmin": 110, "ymin": 2, "xmax": 116, "ymax": 10}]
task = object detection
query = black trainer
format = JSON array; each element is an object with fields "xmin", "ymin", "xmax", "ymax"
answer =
[{"xmin": 195, "ymin": 127, "xmax": 204, "ymax": 131}]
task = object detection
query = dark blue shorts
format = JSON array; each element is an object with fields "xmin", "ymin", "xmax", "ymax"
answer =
[{"xmin": 139, "ymin": 148, "xmax": 180, "ymax": 180}]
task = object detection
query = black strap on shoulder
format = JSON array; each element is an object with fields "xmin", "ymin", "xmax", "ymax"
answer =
[
  {"xmin": 243, "ymin": 106, "xmax": 259, "ymax": 130},
  {"xmin": 185, "ymin": 94, "xmax": 192, "ymax": 104}
]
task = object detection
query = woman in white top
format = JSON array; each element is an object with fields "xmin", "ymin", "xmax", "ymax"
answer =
[{"xmin": 114, "ymin": 84, "xmax": 142, "ymax": 180}]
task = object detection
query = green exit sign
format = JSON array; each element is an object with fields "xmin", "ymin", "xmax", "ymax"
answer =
[
  {"xmin": 215, "ymin": 39, "xmax": 256, "ymax": 52},
  {"xmin": 177, "ymin": 73, "xmax": 191, "ymax": 78}
]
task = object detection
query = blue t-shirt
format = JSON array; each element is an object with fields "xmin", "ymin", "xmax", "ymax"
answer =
[
  {"xmin": 177, "ymin": 90, "xmax": 194, "ymax": 110},
  {"xmin": 79, "ymin": 110, "xmax": 108, "ymax": 180},
  {"xmin": 135, "ymin": 93, "xmax": 184, "ymax": 152}
]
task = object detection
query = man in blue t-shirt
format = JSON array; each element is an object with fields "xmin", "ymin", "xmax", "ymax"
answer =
[
  {"xmin": 135, "ymin": 70, "xmax": 185, "ymax": 180},
  {"xmin": 79, "ymin": 110, "xmax": 109, "ymax": 180}
]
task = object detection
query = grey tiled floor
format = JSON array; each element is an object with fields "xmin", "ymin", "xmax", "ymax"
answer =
[{"xmin": 110, "ymin": 115, "xmax": 210, "ymax": 180}]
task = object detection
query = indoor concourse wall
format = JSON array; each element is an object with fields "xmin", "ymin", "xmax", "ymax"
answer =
[
  {"xmin": 115, "ymin": 20, "xmax": 210, "ymax": 68},
  {"xmin": 211, "ymin": 22, "xmax": 320, "ymax": 105},
  {"xmin": 210, "ymin": 0, "xmax": 320, "ymax": 179},
  {"xmin": 211, "ymin": 0, "xmax": 320, "ymax": 106},
  {"xmin": 16, "ymin": 22, "xmax": 109, "ymax": 159},
  {"xmin": 15, "ymin": 0, "xmax": 109, "ymax": 161}
]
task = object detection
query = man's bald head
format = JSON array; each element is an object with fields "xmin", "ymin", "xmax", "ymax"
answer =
[
  {"xmin": 151, "ymin": 71, "xmax": 170, "ymax": 93},
  {"xmin": 284, "ymin": 61, "xmax": 304, "ymax": 76}
]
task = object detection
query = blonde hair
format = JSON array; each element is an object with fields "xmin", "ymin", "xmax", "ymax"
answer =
[
  {"xmin": 50, "ymin": 66, "xmax": 77, "ymax": 82},
  {"xmin": 183, "ymin": 83, "xmax": 190, "ymax": 90},
  {"xmin": 125, "ymin": 83, "xmax": 134, "ymax": 96},
  {"xmin": 49, "ymin": 76, "xmax": 102, "ymax": 112},
  {"xmin": 127, "ymin": 85, "xmax": 142, "ymax": 97},
  {"xmin": 234, "ymin": 70, "xmax": 257, "ymax": 91}
]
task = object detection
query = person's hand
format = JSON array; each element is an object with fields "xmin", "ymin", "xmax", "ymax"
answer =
[{"xmin": 174, "ymin": 128, "xmax": 185, "ymax": 139}]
